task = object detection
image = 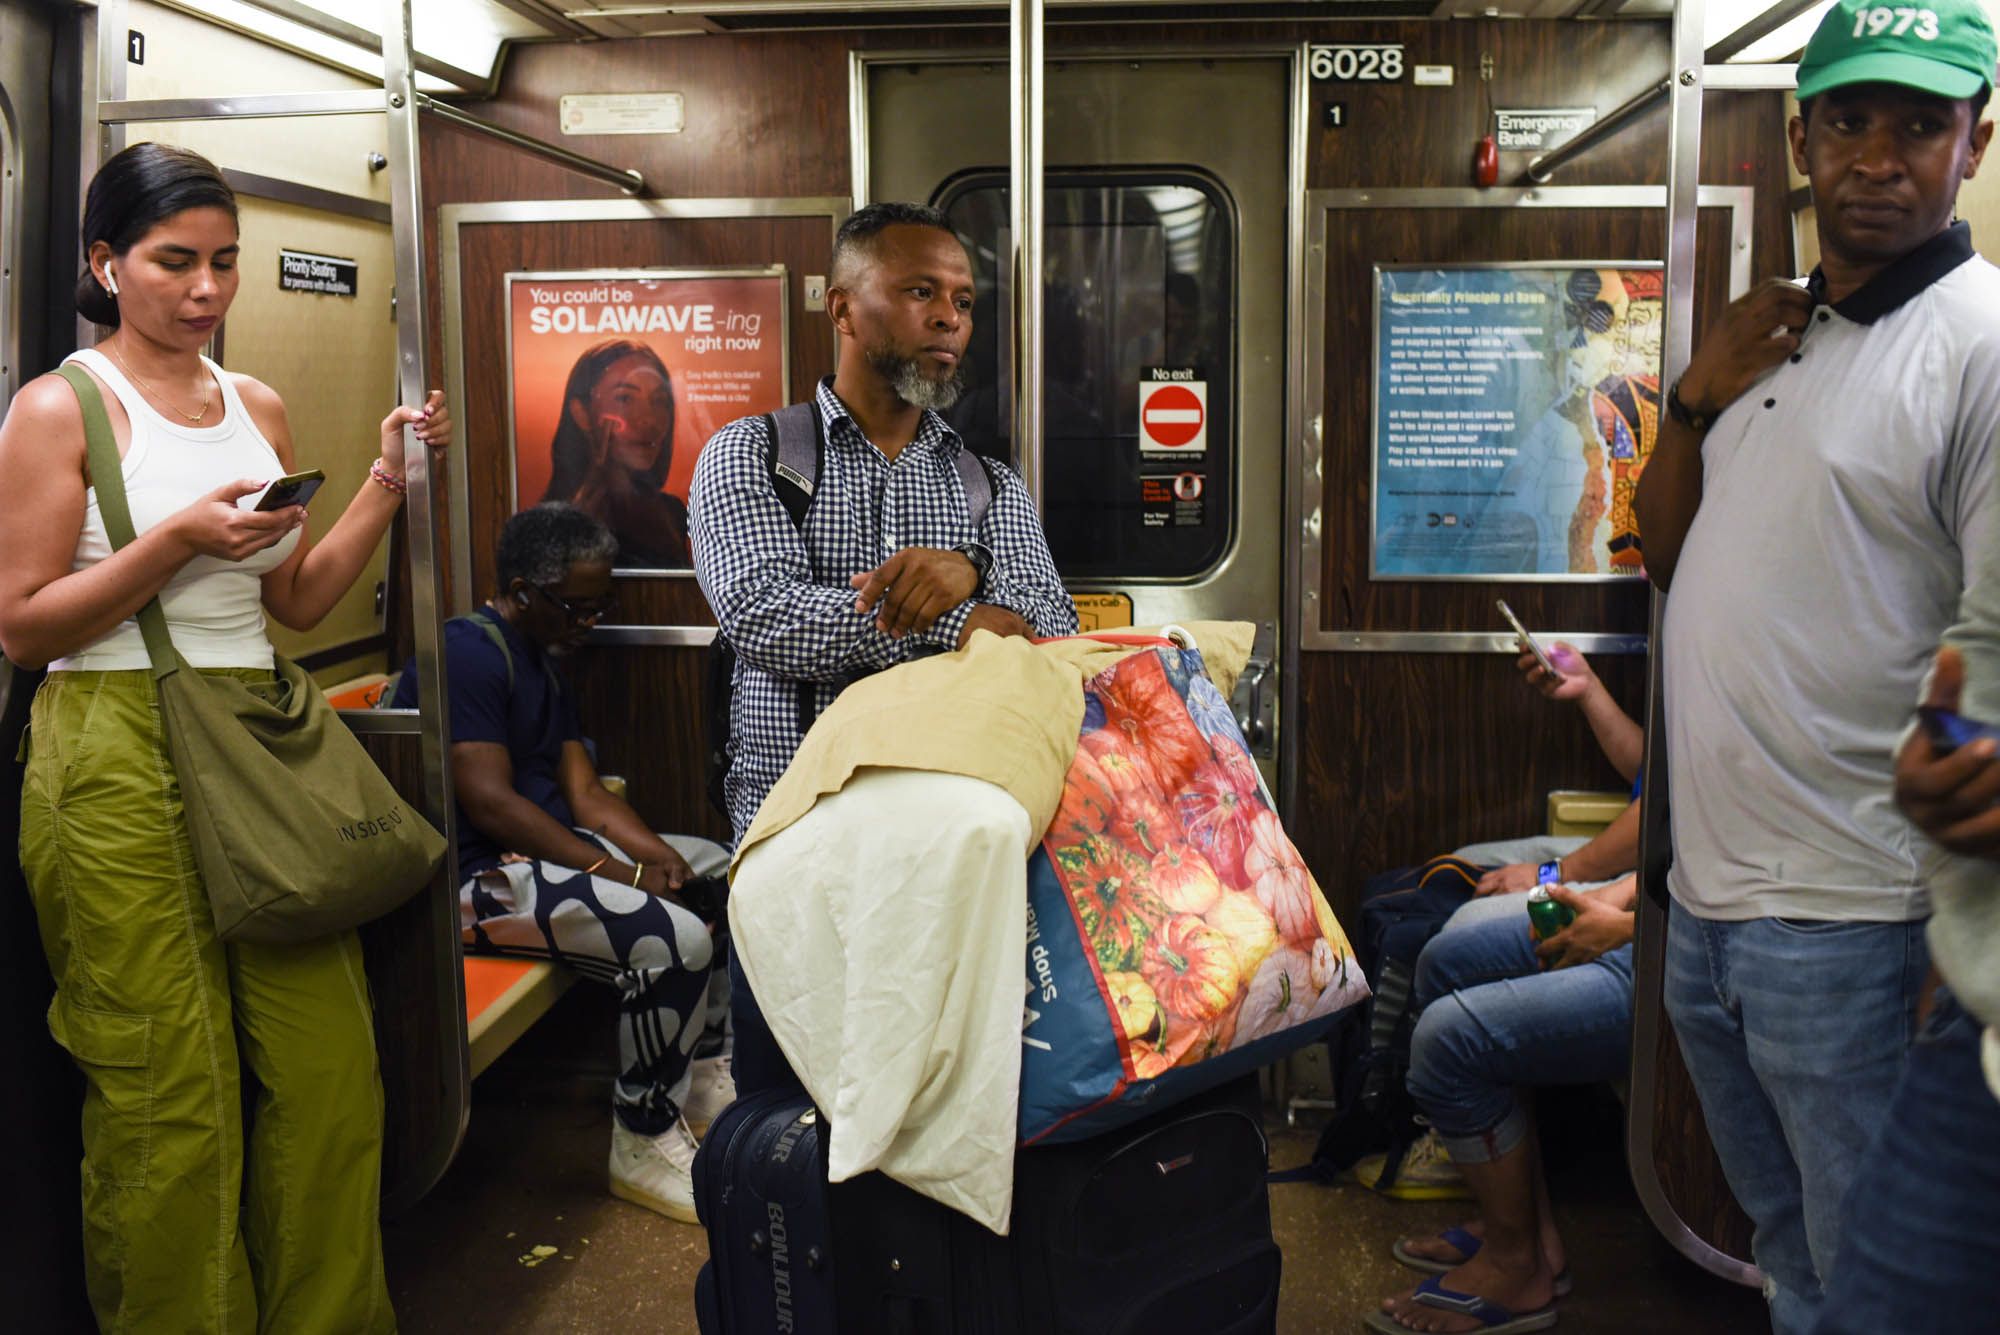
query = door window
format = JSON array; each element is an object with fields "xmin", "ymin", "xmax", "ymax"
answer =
[{"xmin": 936, "ymin": 173, "xmax": 1236, "ymax": 580}]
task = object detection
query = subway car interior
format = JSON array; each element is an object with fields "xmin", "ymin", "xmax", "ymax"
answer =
[{"xmin": 3, "ymin": 0, "xmax": 1987, "ymax": 1330}]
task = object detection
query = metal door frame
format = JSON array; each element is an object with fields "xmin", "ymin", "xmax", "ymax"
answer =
[{"xmin": 1290, "ymin": 183, "xmax": 1752, "ymax": 657}]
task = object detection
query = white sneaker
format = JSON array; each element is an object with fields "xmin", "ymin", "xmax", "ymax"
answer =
[
  {"xmin": 609, "ymin": 1118, "xmax": 701, "ymax": 1223},
  {"xmin": 1351, "ymin": 1127, "xmax": 1474, "ymax": 1202},
  {"xmin": 683, "ymin": 1054, "xmax": 736, "ymax": 1137}
]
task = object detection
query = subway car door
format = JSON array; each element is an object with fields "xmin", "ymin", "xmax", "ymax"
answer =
[{"xmin": 863, "ymin": 54, "xmax": 1291, "ymax": 782}]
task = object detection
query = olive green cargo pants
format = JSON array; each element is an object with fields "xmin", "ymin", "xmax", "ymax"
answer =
[{"xmin": 20, "ymin": 671, "xmax": 394, "ymax": 1334}]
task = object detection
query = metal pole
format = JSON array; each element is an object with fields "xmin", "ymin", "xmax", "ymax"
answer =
[
  {"xmin": 1009, "ymin": 0, "xmax": 1044, "ymax": 510},
  {"xmin": 416, "ymin": 96, "xmax": 645, "ymax": 196},
  {"xmin": 96, "ymin": 95, "xmax": 648, "ymax": 198},
  {"xmin": 1624, "ymin": 0, "xmax": 1762, "ymax": 1291},
  {"xmin": 382, "ymin": 0, "xmax": 454, "ymax": 849},
  {"xmin": 1525, "ymin": 78, "xmax": 1670, "ymax": 184},
  {"xmin": 1528, "ymin": 0, "xmax": 1820, "ymax": 183},
  {"xmin": 78, "ymin": 0, "xmax": 128, "ymax": 352},
  {"xmin": 381, "ymin": 0, "xmax": 469, "ymax": 1168}
]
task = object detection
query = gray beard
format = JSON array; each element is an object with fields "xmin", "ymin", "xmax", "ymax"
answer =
[{"xmin": 867, "ymin": 345, "xmax": 966, "ymax": 412}]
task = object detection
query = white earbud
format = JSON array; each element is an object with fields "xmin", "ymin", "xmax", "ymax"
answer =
[
  {"xmin": 515, "ymin": 591, "xmax": 531, "ymax": 607},
  {"xmin": 104, "ymin": 267, "xmax": 120, "ymax": 296}
]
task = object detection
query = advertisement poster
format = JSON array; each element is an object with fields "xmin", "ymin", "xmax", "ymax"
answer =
[
  {"xmin": 1372, "ymin": 264, "xmax": 1662, "ymax": 580},
  {"xmin": 507, "ymin": 268, "xmax": 788, "ymax": 574}
]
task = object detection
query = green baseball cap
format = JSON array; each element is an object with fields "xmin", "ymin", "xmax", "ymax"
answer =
[{"xmin": 1796, "ymin": 0, "xmax": 1998, "ymax": 101}]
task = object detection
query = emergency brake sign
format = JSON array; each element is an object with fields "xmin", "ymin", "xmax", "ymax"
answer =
[{"xmin": 1139, "ymin": 369, "xmax": 1207, "ymax": 455}]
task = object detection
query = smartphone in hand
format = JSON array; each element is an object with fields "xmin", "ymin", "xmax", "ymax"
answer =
[
  {"xmin": 1496, "ymin": 599, "xmax": 1560, "ymax": 678},
  {"xmin": 1916, "ymin": 705, "xmax": 2000, "ymax": 757},
  {"xmin": 244, "ymin": 468, "xmax": 325, "ymax": 512}
]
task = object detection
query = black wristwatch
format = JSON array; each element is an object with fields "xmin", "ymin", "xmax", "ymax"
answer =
[
  {"xmin": 1666, "ymin": 378, "xmax": 1717, "ymax": 434},
  {"xmin": 954, "ymin": 541, "xmax": 994, "ymax": 594}
]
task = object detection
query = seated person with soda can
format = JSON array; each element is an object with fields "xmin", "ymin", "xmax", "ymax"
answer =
[{"xmin": 1366, "ymin": 870, "xmax": 1638, "ymax": 1334}]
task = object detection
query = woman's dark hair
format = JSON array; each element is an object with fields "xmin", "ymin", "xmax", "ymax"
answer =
[
  {"xmin": 75, "ymin": 142, "xmax": 237, "ymax": 328},
  {"xmin": 540, "ymin": 339, "xmax": 677, "ymax": 500}
]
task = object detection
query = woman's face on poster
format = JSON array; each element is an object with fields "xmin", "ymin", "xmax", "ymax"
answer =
[{"xmin": 569, "ymin": 353, "xmax": 673, "ymax": 474}]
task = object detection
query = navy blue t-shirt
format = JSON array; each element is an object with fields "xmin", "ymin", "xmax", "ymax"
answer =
[{"xmin": 391, "ymin": 606, "xmax": 581, "ymax": 881}]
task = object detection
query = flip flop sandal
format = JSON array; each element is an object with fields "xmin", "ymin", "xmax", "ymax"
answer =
[
  {"xmin": 1391, "ymin": 1228, "xmax": 1574, "ymax": 1297},
  {"xmin": 1361, "ymin": 1275, "xmax": 1558, "ymax": 1334}
]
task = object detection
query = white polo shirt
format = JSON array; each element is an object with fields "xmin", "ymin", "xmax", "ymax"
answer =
[{"xmin": 1663, "ymin": 223, "xmax": 2000, "ymax": 922}]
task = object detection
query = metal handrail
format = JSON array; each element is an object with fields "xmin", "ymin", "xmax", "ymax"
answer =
[
  {"xmin": 96, "ymin": 92, "xmax": 647, "ymax": 197},
  {"xmin": 1526, "ymin": 0, "xmax": 1822, "ymax": 183},
  {"xmin": 415, "ymin": 95, "xmax": 646, "ymax": 196}
]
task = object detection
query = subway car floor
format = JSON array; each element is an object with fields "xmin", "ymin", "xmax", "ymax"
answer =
[{"xmin": 383, "ymin": 986, "xmax": 1769, "ymax": 1334}]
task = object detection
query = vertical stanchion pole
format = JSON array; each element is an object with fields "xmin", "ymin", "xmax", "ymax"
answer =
[
  {"xmin": 1640, "ymin": 0, "xmax": 1704, "ymax": 915},
  {"xmin": 1010, "ymin": 0, "xmax": 1044, "ymax": 510},
  {"xmin": 1626, "ymin": 0, "xmax": 1763, "ymax": 1291},
  {"xmin": 381, "ymin": 0, "xmax": 460, "ymax": 910},
  {"xmin": 80, "ymin": 0, "xmax": 129, "ymax": 351}
]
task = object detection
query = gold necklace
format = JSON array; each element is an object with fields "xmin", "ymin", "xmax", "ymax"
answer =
[{"xmin": 107, "ymin": 342, "xmax": 210, "ymax": 424}]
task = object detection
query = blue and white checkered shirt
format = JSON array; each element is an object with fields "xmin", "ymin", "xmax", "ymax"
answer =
[{"xmin": 690, "ymin": 377, "xmax": 1078, "ymax": 840}]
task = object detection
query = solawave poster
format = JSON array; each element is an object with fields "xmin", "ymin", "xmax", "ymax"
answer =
[{"xmin": 507, "ymin": 268, "xmax": 789, "ymax": 574}]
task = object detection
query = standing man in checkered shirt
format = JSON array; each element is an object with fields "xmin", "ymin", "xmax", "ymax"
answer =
[{"xmin": 690, "ymin": 202, "xmax": 1076, "ymax": 847}]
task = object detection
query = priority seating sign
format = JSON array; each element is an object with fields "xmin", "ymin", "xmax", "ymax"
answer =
[{"xmin": 1139, "ymin": 368, "xmax": 1207, "ymax": 455}]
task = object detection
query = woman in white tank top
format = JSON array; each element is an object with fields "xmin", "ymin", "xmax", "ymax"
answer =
[{"xmin": 0, "ymin": 144, "xmax": 450, "ymax": 1333}]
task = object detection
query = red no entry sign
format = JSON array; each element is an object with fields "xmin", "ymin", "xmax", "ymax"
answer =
[{"xmin": 1139, "ymin": 378, "xmax": 1207, "ymax": 453}]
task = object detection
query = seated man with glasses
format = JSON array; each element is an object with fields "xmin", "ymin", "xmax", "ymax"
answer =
[{"xmin": 391, "ymin": 502, "xmax": 731, "ymax": 1222}]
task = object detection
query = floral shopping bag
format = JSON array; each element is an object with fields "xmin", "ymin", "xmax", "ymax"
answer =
[{"xmin": 1019, "ymin": 639, "xmax": 1369, "ymax": 1144}]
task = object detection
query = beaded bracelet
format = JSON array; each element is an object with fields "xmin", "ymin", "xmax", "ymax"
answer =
[{"xmin": 369, "ymin": 458, "xmax": 408, "ymax": 495}]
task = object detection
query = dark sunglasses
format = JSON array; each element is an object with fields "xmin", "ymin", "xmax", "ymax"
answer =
[{"xmin": 530, "ymin": 582, "xmax": 616, "ymax": 626}]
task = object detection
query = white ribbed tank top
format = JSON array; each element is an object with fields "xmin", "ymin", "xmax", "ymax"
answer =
[{"xmin": 51, "ymin": 348, "xmax": 299, "ymax": 672}]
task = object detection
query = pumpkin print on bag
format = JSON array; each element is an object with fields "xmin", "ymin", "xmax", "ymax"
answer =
[
  {"xmin": 1096, "ymin": 653, "xmax": 1213, "ymax": 791},
  {"xmin": 1053, "ymin": 745, "xmax": 1116, "ymax": 839},
  {"xmin": 1143, "ymin": 913, "xmax": 1241, "ymax": 1022},
  {"xmin": 1151, "ymin": 843, "xmax": 1223, "ymax": 916},
  {"xmin": 1177, "ymin": 762, "xmax": 1258, "ymax": 888},
  {"xmin": 1053, "ymin": 834, "xmax": 1168, "ymax": 972},
  {"xmin": 1031, "ymin": 640, "xmax": 1369, "ymax": 1126}
]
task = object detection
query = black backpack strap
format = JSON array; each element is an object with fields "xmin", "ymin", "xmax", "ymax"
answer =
[
  {"xmin": 765, "ymin": 400, "xmax": 823, "ymax": 529},
  {"xmin": 954, "ymin": 448, "xmax": 995, "ymax": 530}
]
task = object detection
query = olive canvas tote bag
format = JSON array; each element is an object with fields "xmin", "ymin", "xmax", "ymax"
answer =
[{"xmin": 58, "ymin": 364, "xmax": 445, "ymax": 943}]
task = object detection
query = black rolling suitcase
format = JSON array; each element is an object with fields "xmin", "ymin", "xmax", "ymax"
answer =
[
  {"xmin": 697, "ymin": 1075, "xmax": 1279, "ymax": 1335},
  {"xmin": 693, "ymin": 1088, "xmax": 837, "ymax": 1335},
  {"xmin": 830, "ymin": 1074, "xmax": 1280, "ymax": 1335}
]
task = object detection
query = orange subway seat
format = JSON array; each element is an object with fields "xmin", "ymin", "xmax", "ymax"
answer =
[{"xmin": 464, "ymin": 955, "xmax": 574, "ymax": 1077}]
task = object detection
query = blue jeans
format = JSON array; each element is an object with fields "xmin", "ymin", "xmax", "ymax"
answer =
[
  {"xmin": 1812, "ymin": 991, "xmax": 2000, "ymax": 1334},
  {"xmin": 1406, "ymin": 911, "xmax": 1635, "ymax": 1163},
  {"xmin": 1663, "ymin": 907, "xmax": 1929, "ymax": 1335}
]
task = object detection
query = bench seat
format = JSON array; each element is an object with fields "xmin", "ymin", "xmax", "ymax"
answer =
[{"xmin": 464, "ymin": 956, "xmax": 575, "ymax": 1078}]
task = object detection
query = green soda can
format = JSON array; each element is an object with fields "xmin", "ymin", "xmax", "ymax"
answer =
[{"xmin": 1527, "ymin": 886, "xmax": 1576, "ymax": 942}]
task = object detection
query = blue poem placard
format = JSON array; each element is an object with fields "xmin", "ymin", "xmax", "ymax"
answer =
[{"xmin": 1372, "ymin": 265, "xmax": 1662, "ymax": 580}]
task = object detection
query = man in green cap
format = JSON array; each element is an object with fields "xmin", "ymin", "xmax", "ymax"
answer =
[{"xmin": 1634, "ymin": 1, "xmax": 1997, "ymax": 1332}]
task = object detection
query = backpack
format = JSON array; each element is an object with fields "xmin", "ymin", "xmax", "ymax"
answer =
[
  {"xmin": 702, "ymin": 401, "xmax": 997, "ymax": 822},
  {"xmin": 1270, "ymin": 854, "xmax": 1484, "ymax": 1188}
]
